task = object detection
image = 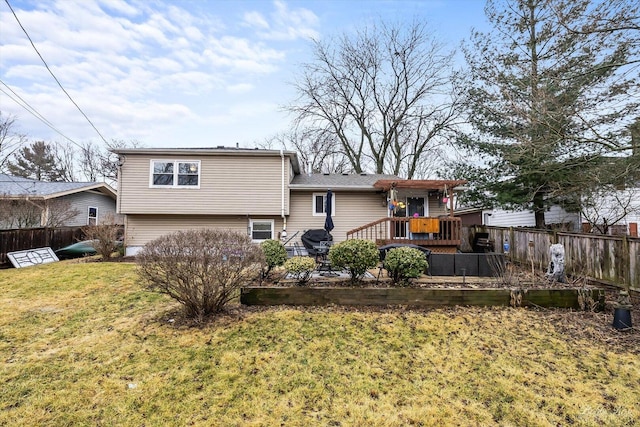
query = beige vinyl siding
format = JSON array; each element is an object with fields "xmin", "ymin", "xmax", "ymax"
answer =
[
  {"xmin": 286, "ymin": 191, "xmax": 388, "ymax": 243},
  {"xmin": 119, "ymin": 154, "xmax": 291, "ymax": 215},
  {"xmin": 124, "ymin": 214, "xmax": 284, "ymax": 248},
  {"xmin": 428, "ymin": 196, "xmax": 448, "ymax": 217}
]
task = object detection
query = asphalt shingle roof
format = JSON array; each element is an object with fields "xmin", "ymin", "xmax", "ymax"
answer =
[
  {"xmin": 0, "ymin": 174, "xmax": 113, "ymax": 198},
  {"xmin": 290, "ymin": 173, "xmax": 400, "ymax": 189}
]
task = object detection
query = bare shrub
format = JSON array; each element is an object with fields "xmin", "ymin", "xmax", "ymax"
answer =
[
  {"xmin": 487, "ymin": 253, "xmax": 520, "ymax": 287},
  {"xmin": 136, "ymin": 229, "xmax": 265, "ymax": 319},
  {"xmin": 82, "ymin": 213, "xmax": 122, "ymax": 260}
]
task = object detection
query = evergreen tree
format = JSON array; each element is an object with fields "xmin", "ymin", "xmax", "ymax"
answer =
[
  {"xmin": 7, "ymin": 140, "xmax": 70, "ymax": 182},
  {"xmin": 451, "ymin": 0, "xmax": 639, "ymax": 228}
]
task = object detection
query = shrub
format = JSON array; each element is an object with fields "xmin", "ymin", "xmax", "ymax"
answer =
[
  {"xmin": 284, "ymin": 256, "xmax": 316, "ymax": 285},
  {"xmin": 260, "ymin": 239, "xmax": 288, "ymax": 279},
  {"xmin": 136, "ymin": 229, "xmax": 265, "ymax": 319},
  {"xmin": 383, "ymin": 247, "xmax": 428, "ymax": 285},
  {"xmin": 328, "ymin": 239, "xmax": 379, "ymax": 282},
  {"xmin": 82, "ymin": 213, "xmax": 122, "ymax": 260}
]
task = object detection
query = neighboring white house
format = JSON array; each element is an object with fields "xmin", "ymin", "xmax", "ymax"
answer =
[
  {"xmin": 0, "ymin": 173, "xmax": 121, "ymax": 229},
  {"xmin": 456, "ymin": 196, "xmax": 639, "ymax": 237},
  {"xmin": 580, "ymin": 186, "xmax": 640, "ymax": 236},
  {"xmin": 485, "ymin": 206, "xmax": 582, "ymax": 231},
  {"xmin": 456, "ymin": 204, "xmax": 581, "ymax": 231}
]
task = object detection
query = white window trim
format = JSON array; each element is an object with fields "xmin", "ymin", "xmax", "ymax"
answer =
[
  {"xmin": 250, "ymin": 219, "xmax": 275, "ymax": 242},
  {"xmin": 88, "ymin": 206, "xmax": 98, "ymax": 225},
  {"xmin": 312, "ymin": 192, "xmax": 336, "ymax": 217},
  {"xmin": 149, "ymin": 159, "xmax": 201, "ymax": 189}
]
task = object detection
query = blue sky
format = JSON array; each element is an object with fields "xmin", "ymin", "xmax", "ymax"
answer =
[{"xmin": 0, "ymin": 0, "xmax": 488, "ymax": 149}]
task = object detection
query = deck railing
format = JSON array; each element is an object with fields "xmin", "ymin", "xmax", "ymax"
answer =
[{"xmin": 347, "ymin": 217, "xmax": 462, "ymax": 247}]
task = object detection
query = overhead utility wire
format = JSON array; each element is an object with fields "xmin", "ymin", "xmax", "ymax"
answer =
[
  {"xmin": 1, "ymin": 80, "xmax": 58, "ymax": 130},
  {"xmin": 0, "ymin": 81, "xmax": 85, "ymax": 149},
  {"xmin": 4, "ymin": 0, "xmax": 109, "ymax": 145}
]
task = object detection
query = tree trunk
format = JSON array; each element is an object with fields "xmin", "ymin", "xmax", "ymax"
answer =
[{"xmin": 533, "ymin": 191, "xmax": 546, "ymax": 229}]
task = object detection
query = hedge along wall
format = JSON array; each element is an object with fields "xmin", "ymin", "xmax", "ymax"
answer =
[{"xmin": 479, "ymin": 226, "xmax": 639, "ymax": 291}]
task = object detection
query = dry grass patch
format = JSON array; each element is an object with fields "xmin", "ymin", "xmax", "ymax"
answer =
[{"xmin": 0, "ymin": 262, "xmax": 638, "ymax": 426}]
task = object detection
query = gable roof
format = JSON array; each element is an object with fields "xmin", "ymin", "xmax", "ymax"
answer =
[
  {"xmin": 0, "ymin": 174, "xmax": 117, "ymax": 200},
  {"xmin": 111, "ymin": 146, "xmax": 302, "ymax": 174},
  {"xmin": 290, "ymin": 173, "xmax": 400, "ymax": 191}
]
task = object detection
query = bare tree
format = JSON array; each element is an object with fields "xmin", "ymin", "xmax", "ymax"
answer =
[
  {"xmin": 53, "ymin": 142, "xmax": 77, "ymax": 182},
  {"xmin": 102, "ymin": 139, "xmax": 143, "ymax": 184},
  {"xmin": 581, "ymin": 186, "xmax": 640, "ymax": 234},
  {"xmin": 288, "ymin": 20, "xmax": 460, "ymax": 178},
  {"xmin": 0, "ymin": 197, "xmax": 79, "ymax": 229},
  {"xmin": 0, "ymin": 198, "xmax": 41, "ymax": 229},
  {"xmin": 0, "ymin": 112, "xmax": 27, "ymax": 172},
  {"xmin": 44, "ymin": 199, "xmax": 80, "ymax": 227},
  {"xmin": 77, "ymin": 141, "xmax": 103, "ymax": 182},
  {"xmin": 261, "ymin": 126, "xmax": 351, "ymax": 174}
]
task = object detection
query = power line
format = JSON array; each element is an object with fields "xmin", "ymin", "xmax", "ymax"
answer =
[
  {"xmin": 0, "ymin": 82, "xmax": 85, "ymax": 149},
  {"xmin": 4, "ymin": 0, "xmax": 109, "ymax": 145},
  {"xmin": 1, "ymin": 80, "xmax": 58, "ymax": 130}
]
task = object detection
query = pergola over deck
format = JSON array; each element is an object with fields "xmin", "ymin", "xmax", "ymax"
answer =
[
  {"xmin": 372, "ymin": 178, "xmax": 468, "ymax": 216},
  {"xmin": 348, "ymin": 179, "xmax": 468, "ymax": 253}
]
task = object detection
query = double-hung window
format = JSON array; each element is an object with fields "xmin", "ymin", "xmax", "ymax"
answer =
[
  {"xmin": 88, "ymin": 207, "xmax": 98, "ymax": 225},
  {"xmin": 150, "ymin": 160, "xmax": 200, "ymax": 188},
  {"xmin": 312, "ymin": 193, "xmax": 335, "ymax": 216},
  {"xmin": 250, "ymin": 219, "xmax": 274, "ymax": 242}
]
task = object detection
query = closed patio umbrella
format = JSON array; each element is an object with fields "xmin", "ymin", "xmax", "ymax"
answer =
[{"xmin": 324, "ymin": 189, "xmax": 334, "ymax": 233}]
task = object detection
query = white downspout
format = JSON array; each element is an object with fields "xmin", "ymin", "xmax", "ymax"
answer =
[{"xmin": 280, "ymin": 149, "xmax": 287, "ymax": 240}]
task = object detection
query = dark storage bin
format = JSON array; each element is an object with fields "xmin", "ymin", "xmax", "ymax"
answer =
[
  {"xmin": 429, "ymin": 254, "xmax": 455, "ymax": 276},
  {"xmin": 455, "ymin": 253, "xmax": 479, "ymax": 276}
]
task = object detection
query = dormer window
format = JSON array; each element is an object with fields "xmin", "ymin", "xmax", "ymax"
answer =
[{"xmin": 150, "ymin": 160, "xmax": 200, "ymax": 188}]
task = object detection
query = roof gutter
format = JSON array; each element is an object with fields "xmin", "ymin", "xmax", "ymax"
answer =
[
  {"xmin": 280, "ymin": 149, "xmax": 287, "ymax": 239},
  {"xmin": 288, "ymin": 185, "xmax": 381, "ymax": 191}
]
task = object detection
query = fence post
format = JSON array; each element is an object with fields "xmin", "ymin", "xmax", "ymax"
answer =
[
  {"xmin": 509, "ymin": 227, "xmax": 515, "ymax": 260},
  {"xmin": 622, "ymin": 234, "xmax": 630, "ymax": 288}
]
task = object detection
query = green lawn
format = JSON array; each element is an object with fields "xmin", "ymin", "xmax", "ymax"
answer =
[{"xmin": 1, "ymin": 262, "xmax": 638, "ymax": 426}]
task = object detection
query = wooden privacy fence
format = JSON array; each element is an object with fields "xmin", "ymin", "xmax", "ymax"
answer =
[
  {"xmin": 477, "ymin": 226, "xmax": 639, "ymax": 291},
  {"xmin": 0, "ymin": 227, "xmax": 85, "ymax": 266}
]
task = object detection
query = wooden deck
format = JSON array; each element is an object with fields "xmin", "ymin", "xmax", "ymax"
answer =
[{"xmin": 347, "ymin": 217, "xmax": 462, "ymax": 251}]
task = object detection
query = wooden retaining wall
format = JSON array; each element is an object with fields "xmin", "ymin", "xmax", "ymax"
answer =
[
  {"xmin": 473, "ymin": 227, "xmax": 639, "ymax": 291},
  {"xmin": 241, "ymin": 287, "xmax": 605, "ymax": 310}
]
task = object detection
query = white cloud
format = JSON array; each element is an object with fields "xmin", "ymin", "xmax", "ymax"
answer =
[
  {"xmin": 0, "ymin": 0, "xmax": 310, "ymax": 147},
  {"xmin": 243, "ymin": 11, "xmax": 270, "ymax": 30},
  {"xmin": 244, "ymin": 0, "xmax": 319, "ymax": 41},
  {"xmin": 96, "ymin": 0, "xmax": 140, "ymax": 17},
  {"xmin": 227, "ymin": 83, "xmax": 254, "ymax": 94}
]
